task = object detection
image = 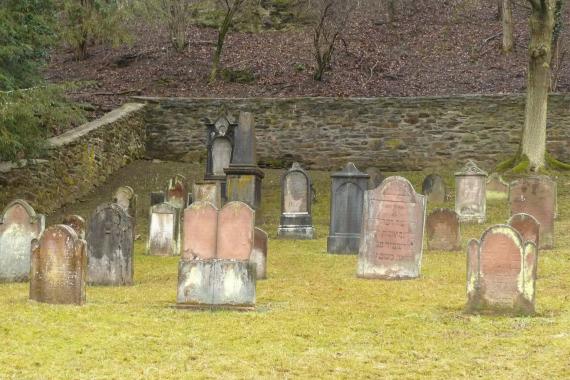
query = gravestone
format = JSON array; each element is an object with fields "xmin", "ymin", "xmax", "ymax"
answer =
[
  {"xmin": 62, "ymin": 215, "xmax": 86, "ymax": 240},
  {"xmin": 426, "ymin": 209, "xmax": 461, "ymax": 251},
  {"xmin": 466, "ymin": 225, "xmax": 537, "ymax": 315},
  {"xmin": 508, "ymin": 213, "xmax": 540, "ymax": 247},
  {"xmin": 486, "ymin": 173, "xmax": 509, "ymax": 200},
  {"xmin": 422, "ymin": 174, "xmax": 446, "ymax": 203},
  {"xmin": 147, "ymin": 202, "xmax": 180, "ymax": 256},
  {"xmin": 205, "ymin": 113, "xmax": 237, "ymax": 201},
  {"xmin": 357, "ymin": 176, "xmax": 426, "ymax": 279},
  {"xmin": 30, "ymin": 225, "xmax": 86, "ymax": 305},
  {"xmin": 251, "ymin": 228, "xmax": 268, "ymax": 280},
  {"xmin": 150, "ymin": 191, "xmax": 165, "ymax": 206},
  {"xmin": 177, "ymin": 201, "xmax": 256, "ymax": 310},
  {"xmin": 192, "ymin": 181, "xmax": 222, "ymax": 208},
  {"xmin": 224, "ymin": 112, "xmax": 265, "ymax": 224},
  {"xmin": 509, "ymin": 176, "xmax": 556, "ymax": 249},
  {"xmin": 166, "ymin": 174, "xmax": 187, "ymax": 209},
  {"xmin": 87, "ymin": 203, "xmax": 134, "ymax": 286},
  {"xmin": 113, "ymin": 186, "xmax": 137, "ymax": 217},
  {"xmin": 455, "ymin": 160, "xmax": 487, "ymax": 223},
  {"xmin": 277, "ymin": 163, "xmax": 315, "ymax": 239},
  {"xmin": 0, "ymin": 200, "xmax": 45, "ymax": 282},
  {"xmin": 365, "ymin": 168, "xmax": 385, "ymax": 190},
  {"xmin": 328, "ymin": 163, "xmax": 369, "ymax": 254}
]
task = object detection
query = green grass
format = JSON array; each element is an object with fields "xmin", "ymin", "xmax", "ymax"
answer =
[{"xmin": 2, "ymin": 161, "xmax": 570, "ymax": 378}]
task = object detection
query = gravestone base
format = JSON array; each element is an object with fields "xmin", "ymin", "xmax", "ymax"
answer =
[
  {"xmin": 277, "ymin": 225, "xmax": 315, "ymax": 240},
  {"xmin": 356, "ymin": 260, "xmax": 420, "ymax": 280},
  {"xmin": 177, "ymin": 259, "xmax": 256, "ymax": 310},
  {"xmin": 466, "ymin": 293, "xmax": 535, "ymax": 316},
  {"xmin": 327, "ymin": 234, "xmax": 360, "ymax": 254}
]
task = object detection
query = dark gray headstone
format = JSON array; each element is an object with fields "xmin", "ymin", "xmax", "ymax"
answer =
[
  {"xmin": 231, "ymin": 112, "xmax": 257, "ymax": 166},
  {"xmin": 422, "ymin": 174, "xmax": 446, "ymax": 203},
  {"xmin": 150, "ymin": 191, "xmax": 165, "ymax": 206},
  {"xmin": 277, "ymin": 163, "xmax": 315, "ymax": 239},
  {"xmin": 328, "ymin": 163, "xmax": 369, "ymax": 254},
  {"xmin": 87, "ymin": 203, "xmax": 134, "ymax": 286},
  {"xmin": 0, "ymin": 199, "xmax": 45, "ymax": 282},
  {"xmin": 365, "ymin": 168, "xmax": 385, "ymax": 190}
]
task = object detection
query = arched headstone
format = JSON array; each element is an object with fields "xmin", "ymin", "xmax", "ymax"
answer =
[
  {"xmin": 147, "ymin": 202, "xmax": 179, "ymax": 256},
  {"xmin": 508, "ymin": 213, "xmax": 540, "ymax": 247},
  {"xmin": 0, "ymin": 200, "xmax": 45, "ymax": 282},
  {"xmin": 426, "ymin": 209, "xmax": 460, "ymax": 251},
  {"xmin": 182, "ymin": 202, "xmax": 218, "ymax": 261},
  {"xmin": 277, "ymin": 163, "xmax": 315, "ymax": 239},
  {"xmin": 62, "ymin": 215, "xmax": 86, "ymax": 240}
]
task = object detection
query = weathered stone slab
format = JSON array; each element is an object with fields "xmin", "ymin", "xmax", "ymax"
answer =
[
  {"xmin": 0, "ymin": 200, "xmax": 45, "ymax": 282},
  {"xmin": 87, "ymin": 203, "xmax": 134, "ymax": 286},
  {"xmin": 486, "ymin": 173, "xmax": 509, "ymax": 200},
  {"xmin": 422, "ymin": 174, "xmax": 446, "ymax": 203},
  {"xmin": 251, "ymin": 228, "xmax": 268, "ymax": 279},
  {"xmin": 455, "ymin": 160, "xmax": 487, "ymax": 223},
  {"xmin": 62, "ymin": 215, "xmax": 86, "ymax": 240},
  {"xmin": 328, "ymin": 163, "xmax": 369, "ymax": 254},
  {"xmin": 217, "ymin": 202, "xmax": 255, "ymax": 260},
  {"xmin": 150, "ymin": 191, "xmax": 165, "ymax": 206},
  {"xmin": 147, "ymin": 203, "xmax": 179, "ymax": 256},
  {"xmin": 278, "ymin": 163, "xmax": 315, "ymax": 239},
  {"xmin": 508, "ymin": 213, "xmax": 540, "ymax": 247},
  {"xmin": 426, "ymin": 209, "xmax": 461, "ymax": 251},
  {"xmin": 182, "ymin": 202, "xmax": 218, "ymax": 260},
  {"xmin": 365, "ymin": 167, "xmax": 385, "ymax": 190},
  {"xmin": 166, "ymin": 174, "xmax": 187, "ymax": 209},
  {"xmin": 357, "ymin": 176, "xmax": 426, "ymax": 279},
  {"xmin": 30, "ymin": 225, "xmax": 86, "ymax": 305},
  {"xmin": 466, "ymin": 225, "xmax": 537, "ymax": 315},
  {"xmin": 113, "ymin": 186, "xmax": 137, "ymax": 217},
  {"xmin": 192, "ymin": 181, "xmax": 222, "ymax": 208},
  {"xmin": 509, "ymin": 176, "xmax": 556, "ymax": 249}
]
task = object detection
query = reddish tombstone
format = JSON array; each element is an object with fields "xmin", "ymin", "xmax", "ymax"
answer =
[
  {"xmin": 509, "ymin": 176, "xmax": 556, "ymax": 249},
  {"xmin": 147, "ymin": 203, "xmax": 179, "ymax": 256},
  {"xmin": 251, "ymin": 228, "xmax": 268, "ymax": 279},
  {"xmin": 30, "ymin": 225, "xmax": 87, "ymax": 305},
  {"xmin": 62, "ymin": 215, "xmax": 86, "ymax": 240},
  {"xmin": 508, "ymin": 213, "xmax": 540, "ymax": 247},
  {"xmin": 217, "ymin": 202, "xmax": 255, "ymax": 260},
  {"xmin": 466, "ymin": 225, "xmax": 537, "ymax": 315},
  {"xmin": 426, "ymin": 209, "xmax": 461, "ymax": 251},
  {"xmin": 166, "ymin": 174, "xmax": 188, "ymax": 209},
  {"xmin": 486, "ymin": 173, "xmax": 509, "ymax": 200},
  {"xmin": 0, "ymin": 200, "xmax": 45, "ymax": 282},
  {"xmin": 455, "ymin": 160, "xmax": 487, "ymax": 223},
  {"xmin": 182, "ymin": 202, "xmax": 218, "ymax": 260},
  {"xmin": 357, "ymin": 176, "xmax": 426, "ymax": 279}
]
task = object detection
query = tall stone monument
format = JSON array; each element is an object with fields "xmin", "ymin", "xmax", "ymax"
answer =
[
  {"xmin": 455, "ymin": 160, "xmax": 487, "ymax": 223},
  {"xmin": 327, "ymin": 163, "xmax": 369, "ymax": 254},
  {"xmin": 224, "ymin": 112, "xmax": 264, "ymax": 223},
  {"xmin": 357, "ymin": 177, "xmax": 426, "ymax": 280},
  {"xmin": 205, "ymin": 113, "xmax": 237, "ymax": 202},
  {"xmin": 0, "ymin": 199, "xmax": 45, "ymax": 282},
  {"xmin": 277, "ymin": 163, "xmax": 315, "ymax": 239}
]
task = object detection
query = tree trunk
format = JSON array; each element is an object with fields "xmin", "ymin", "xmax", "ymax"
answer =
[
  {"xmin": 387, "ymin": 0, "xmax": 396, "ymax": 25},
  {"xmin": 209, "ymin": 7, "xmax": 236, "ymax": 83},
  {"xmin": 502, "ymin": 0, "xmax": 514, "ymax": 53},
  {"xmin": 521, "ymin": 1, "xmax": 556, "ymax": 171}
]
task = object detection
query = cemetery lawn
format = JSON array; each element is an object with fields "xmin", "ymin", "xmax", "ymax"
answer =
[{"xmin": 1, "ymin": 161, "xmax": 570, "ymax": 379}]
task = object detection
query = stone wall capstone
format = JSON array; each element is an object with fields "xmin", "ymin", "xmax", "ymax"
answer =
[
  {"xmin": 0, "ymin": 103, "xmax": 146, "ymax": 213},
  {"xmin": 136, "ymin": 95, "xmax": 570, "ymax": 171}
]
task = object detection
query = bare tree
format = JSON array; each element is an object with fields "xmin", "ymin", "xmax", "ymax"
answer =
[
  {"xmin": 502, "ymin": 0, "xmax": 514, "ymax": 53},
  {"xmin": 311, "ymin": 0, "xmax": 356, "ymax": 81},
  {"xmin": 209, "ymin": 0, "xmax": 249, "ymax": 83}
]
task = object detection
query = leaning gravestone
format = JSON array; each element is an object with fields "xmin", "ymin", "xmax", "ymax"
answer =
[
  {"xmin": 30, "ymin": 225, "xmax": 86, "ymax": 305},
  {"xmin": 365, "ymin": 168, "xmax": 385, "ymax": 190},
  {"xmin": 251, "ymin": 228, "xmax": 268, "ymax": 280},
  {"xmin": 422, "ymin": 174, "xmax": 446, "ymax": 203},
  {"xmin": 147, "ymin": 202, "xmax": 179, "ymax": 256},
  {"xmin": 466, "ymin": 225, "xmax": 537, "ymax": 315},
  {"xmin": 508, "ymin": 213, "xmax": 540, "ymax": 247},
  {"xmin": 113, "ymin": 186, "xmax": 137, "ymax": 218},
  {"xmin": 166, "ymin": 175, "xmax": 188, "ymax": 209},
  {"xmin": 62, "ymin": 215, "xmax": 86, "ymax": 240},
  {"xmin": 192, "ymin": 181, "xmax": 222, "ymax": 208},
  {"xmin": 87, "ymin": 203, "xmax": 134, "ymax": 286},
  {"xmin": 277, "ymin": 163, "xmax": 315, "ymax": 239},
  {"xmin": 327, "ymin": 163, "xmax": 369, "ymax": 254},
  {"xmin": 426, "ymin": 209, "xmax": 461, "ymax": 251},
  {"xmin": 0, "ymin": 200, "xmax": 45, "ymax": 282},
  {"xmin": 357, "ymin": 176, "xmax": 426, "ymax": 279},
  {"xmin": 509, "ymin": 176, "xmax": 556, "ymax": 250},
  {"xmin": 455, "ymin": 160, "xmax": 487, "ymax": 223},
  {"xmin": 486, "ymin": 173, "xmax": 509, "ymax": 200},
  {"xmin": 177, "ymin": 201, "xmax": 256, "ymax": 310}
]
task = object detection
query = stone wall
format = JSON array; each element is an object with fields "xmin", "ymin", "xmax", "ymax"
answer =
[
  {"xmin": 137, "ymin": 95, "xmax": 570, "ymax": 171},
  {"xmin": 0, "ymin": 103, "xmax": 146, "ymax": 213}
]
